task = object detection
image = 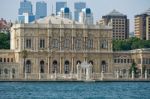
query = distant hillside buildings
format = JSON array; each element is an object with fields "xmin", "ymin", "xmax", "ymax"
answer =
[
  {"xmin": 99, "ymin": 10, "xmax": 129, "ymax": 40},
  {"xmin": 36, "ymin": 1, "xmax": 47, "ymax": 19},
  {"xmin": 135, "ymin": 8, "xmax": 150, "ymax": 40},
  {"xmin": 16, "ymin": 0, "xmax": 150, "ymax": 41},
  {"xmin": 74, "ymin": 2, "xmax": 86, "ymax": 21},
  {"xmin": 56, "ymin": 2, "xmax": 67, "ymax": 15},
  {"xmin": 0, "ymin": 18, "xmax": 12, "ymax": 33}
]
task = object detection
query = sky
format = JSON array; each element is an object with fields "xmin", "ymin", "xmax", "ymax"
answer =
[{"xmin": 0, "ymin": 0, "xmax": 150, "ymax": 32}]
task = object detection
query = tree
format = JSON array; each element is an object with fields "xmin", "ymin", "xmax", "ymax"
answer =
[
  {"xmin": 113, "ymin": 37, "xmax": 150, "ymax": 51},
  {"xmin": 129, "ymin": 62, "xmax": 138, "ymax": 75},
  {"xmin": 0, "ymin": 33, "xmax": 10, "ymax": 49}
]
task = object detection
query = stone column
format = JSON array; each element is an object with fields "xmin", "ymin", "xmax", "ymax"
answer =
[
  {"xmin": 86, "ymin": 67, "xmax": 90, "ymax": 80},
  {"xmin": 10, "ymin": 69, "xmax": 12, "ymax": 79},
  {"xmin": 77, "ymin": 63, "xmax": 81, "ymax": 80},
  {"xmin": 116, "ymin": 70, "xmax": 119, "ymax": 79},
  {"xmin": 132, "ymin": 70, "xmax": 134, "ymax": 79},
  {"xmin": 145, "ymin": 69, "xmax": 147, "ymax": 79},
  {"xmin": 71, "ymin": 57, "xmax": 74, "ymax": 73},
  {"xmin": 101, "ymin": 71, "xmax": 104, "ymax": 80},
  {"xmin": 126, "ymin": 69, "xmax": 129, "ymax": 79},
  {"xmin": 60, "ymin": 56, "xmax": 62, "ymax": 74}
]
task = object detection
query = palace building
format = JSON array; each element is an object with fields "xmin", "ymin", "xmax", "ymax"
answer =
[{"xmin": 0, "ymin": 15, "xmax": 150, "ymax": 80}]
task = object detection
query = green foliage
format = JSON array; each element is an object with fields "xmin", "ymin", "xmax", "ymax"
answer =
[
  {"xmin": 113, "ymin": 37, "xmax": 150, "ymax": 51},
  {"xmin": 0, "ymin": 33, "xmax": 10, "ymax": 49},
  {"xmin": 129, "ymin": 62, "xmax": 138, "ymax": 74}
]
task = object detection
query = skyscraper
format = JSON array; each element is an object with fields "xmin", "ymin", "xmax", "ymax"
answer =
[
  {"xmin": 74, "ymin": 2, "xmax": 86, "ymax": 21},
  {"xmin": 56, "ymin": 2, "xmax": 67, "ymax": 15},
  {"xmin": 36, "ymin": 1, "xmax": 47, "ymax": 19},
  {"xmin": 135, "ymin": 8, "xmax": 150, "ymax": 40},
  {"xmin": 58, "ymin": 7, "xmax": 72, "ymax": 19},
  {"xmin": 18, "ymin": 0, "xmax": 33, "ymax": 15},
  {"xmin": 79, "ymin": 8, "xmax": 93, "ymax": 25},
  {"xmin": 100, "ymin": 10, "xmax": 129, "ymax": 40}
]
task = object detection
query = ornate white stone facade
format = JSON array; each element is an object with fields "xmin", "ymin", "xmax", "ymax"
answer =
[{"xmin": 0, "ymin": 15, "xmax": 150, "ymax": 80}]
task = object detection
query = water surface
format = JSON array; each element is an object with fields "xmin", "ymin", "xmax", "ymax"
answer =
[{"xmin": 0, "ymin": 82, "xmax": 150, "ymax": 99}]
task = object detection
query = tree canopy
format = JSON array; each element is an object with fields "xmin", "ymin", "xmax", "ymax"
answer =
[
  {"xmin": 0, "ymin": 33, "xmax": 10, "ymax": 49},
  {"xmin": 113, "ymin": 37, "xmax": 150, "ymax": 51}
]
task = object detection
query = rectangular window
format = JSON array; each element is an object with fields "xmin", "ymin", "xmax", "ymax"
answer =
[
  {"xmin": 7, "ymin": 58, "xmax": 9, "ymax": 62},
  {"xmin": 76, "ymin": 39, "xmax": 81, "ymax": 49},
  {"xmin": 121, "ymin": 59, "xmax": 123, "ymax": 63},
  {"xmin": 87, "ymin": 39, "xmax": 93, "ymax": 49},
  {"xmin": 26, "ymin": 39, "xmax": 31, "ymax": 49},
  {"xmin": 40, "ymin": 39, "xmax": 45, "ymax": 48},
  {"xmin": 114, "ymin": 59, "xmax": 117, "ymax": 63},
  {"xmin": 127, "ymin": 59, "xmax": 130, "ymax": 63},
  {"xmin": 11, "ymin": 58, "xmax": 13, "ymax": 62},
  {"xmin": 52, "ymin": 39, "xmax": 59, "ymax": 48},
  {"xmin": 124, "ymin": 59, "xmax": 126, "ymax": 63}
]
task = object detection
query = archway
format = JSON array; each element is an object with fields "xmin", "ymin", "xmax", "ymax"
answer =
[
  {"xmin": 76, "ymin": 60, "xmax": 81, "ymax": 65},
  {"xmin": 64, "ymin": 60, "xmax": 70, "ymax": 74},
  {"xmin": 25, "ymin": 60, "xmax": 31, "ymax": 73},
  {"xmin": 101, "ymin": 61, "xmax": 108, "ymax": 73},
  {"xmin": 52, "ymin": 60, "xmax": 58, "ymax": 73},
  {"xmin": 40, "ymin": 60, "xmax": 45, "ymax": 73}
]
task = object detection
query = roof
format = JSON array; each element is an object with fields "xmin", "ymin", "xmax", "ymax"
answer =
[
  {"xmin": 32, "ymin": 15, "xmax": 81, "ymax": 24},
  {"xmin": 105, "ymin": 9, "xmax": 125, "ymax": 16}
]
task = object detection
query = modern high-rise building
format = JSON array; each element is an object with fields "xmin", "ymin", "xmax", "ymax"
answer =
[
  {"xmin": 100, "ymin": 10, "xmax": 129, "ymax": 40},
  {"xmin": 79, "ymin": 8, "xmax": 93, "ymax": 25},
  {"xmin": 74, "ymin": 2, "xmax": 86, "ymax": 21},
  {"xmin": 18, "ymin": 13, "xmax": 35, "ymax": 23},
  {"xmin": 56, "ymin": 2, "xmax": 67, "ymax": 15},
  {"xmin": 135, "ymin": 8, "xmax": 150, "ymax": 40},
  {"xmin": 36, "ymin": 1, "xmax": 47, "ymax": 19},
  {"xmin": 18, "ymin": 0, "xmax": 33, "ymax": 15},
  {"xmin": 58, "ymin": 7, "xmax": 72, "ymax": 19}
]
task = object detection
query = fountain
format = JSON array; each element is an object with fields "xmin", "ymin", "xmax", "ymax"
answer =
[{"xmin": 77, "ymin": 61, "xmax": 94, "ymax": 82}]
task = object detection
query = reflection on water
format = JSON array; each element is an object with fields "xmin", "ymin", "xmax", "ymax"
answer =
[{"xmin": 0, "ymin": 82, "xmax": 150, "ymax": 99}]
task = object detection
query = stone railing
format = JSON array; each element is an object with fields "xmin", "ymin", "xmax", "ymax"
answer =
[{"xmin": 0, "ymin": 73, "xmax": 150, "ymax": 81}]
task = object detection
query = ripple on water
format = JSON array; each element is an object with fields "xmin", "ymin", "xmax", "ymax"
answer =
[{"xmin": 0, "ymin": 82, "xmax": 150, "ymax": 99}]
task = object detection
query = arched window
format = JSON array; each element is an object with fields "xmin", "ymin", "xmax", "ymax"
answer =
[
  {"xmin": 101, "ymin": 61, "xmax": 108, "ymax": 73},
  {"xmin": 40, "ymin": 60, "xmax": 45, "ymax": 73},
  {"xmin": 52, "ymin": 39, "xmax": 59, "ymax": 48},
  {"xmin": 64, "ymin": 61, "xmax": 70, "ymax": 74},
  {"xmin": 4, "ymin": 68, "xmax": 8, "ymax": 74},
  {"xmin": 25, "ymin": 60, "xmax": 31, "ymax": 73},
  {"xmin": 52, "ymin": 60, "xmax": 58, "ymax": 73},
  {"xmin": 75, "ymin": 39, "xmax": 81, "ymax": 49},
  {"xmin": 76, "ymin": 60, "xmax": 81, "ymax": 64},
  {"xmin": 89, "ymin": 60, "xmax": 94, "ymax": 65},
  {"xmin": 64, "ymin": 39, "xmax": 70, "ymax": 48}
]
